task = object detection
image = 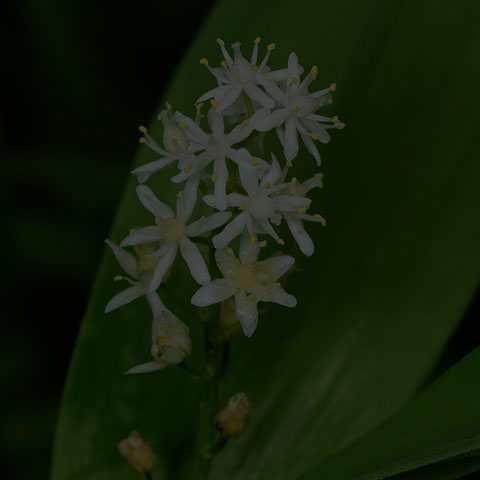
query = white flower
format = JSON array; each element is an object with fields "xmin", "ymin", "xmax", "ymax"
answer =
[
  {"xmin": 173, "ymin": 107, "xmax": 269, "ymax": 211},
  {"xmin": 121, "ymin": 185, "xmax": 231, "ymax": 290},
  {"xmin": 132, "ymin": 106, "xmax": 200, "ymax": 183},
  {"xmin": 191, "ymin": 233, "xmax": 296, "ymax": 337},
  {"xmin": 254, "ymin": 52, "xmax": 345, "ymax": 164},
  {"xmin": 208, "ymin": 154, "xmax": 311, "ymax": 248},
  {"xmin": 125, "ymin": 310, "xmax": 192, "ymax": 374},
  {"xmin": 104, "ymin": 240, "xmax": 166, "ymax": 316},
  {"xmin": 276, "ymin": 168, "xmax": 326, "ymax": 256},
  {"xmin": 196, "ymin": 38, "xmax": 288, "ymax": 113}
]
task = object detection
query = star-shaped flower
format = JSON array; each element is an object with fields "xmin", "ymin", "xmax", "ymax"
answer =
[
  {"xmin": 254, "ymin": 52, "xmax": 344, "ymax": 164},
  {"xmin": 125, "ymin": 310, "xmax": 192, "ymax": 374},
  {"xmin": 191, "ymin": 233, "xmax": 296, "ymax": 337},
  {"xmin": 173, "ymin": 107, "xmax": 268, "ymax": 211},
  {"xmin": 104, "ymin": 240, "xmax": 166, "ymax": 316},
  {"xmin": 196, "ymin": 38, "xmax": 288, "ymax": 113},
  {"xmin": 121, "ymin": 184, "xmax": 231, "ymax": 291},
  {"xmin": 208, "ymin": 154, "xmax": 311, "ymax": 248}
]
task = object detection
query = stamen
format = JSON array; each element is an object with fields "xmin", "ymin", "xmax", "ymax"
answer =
[
  {"xmin": 199, "ymin": 216, "xmax": 206, "ymax": 223},
  {"xmin": 165, "ymin": 101, "xmax": 172, "ymax": 110},
  {"xmin": 141, "ymin": 193, "xmax": 149, "ymax": 199},
  {"xmin": 254, "ymin": 37, "xmax": 261, "ymax": 43},
  {"xmin": 311, "ymin": 133, "xmax": 318, "ymax": 140},
  {"xmin": 291, "ymin": 77, "xmax": 298, "ymax": 84},
  {"xmin": 291, "ymin": 177, "xmax": 297, "ymax": 185},
  {"xmin": 176, "ymin": 191, "xmax": 183, "ymax": 198},
  {"xmin": 216, "ymin": 38, "xmax": 225, "ymax": 46},
  {"xmin": 267, "ymin": 43, "xmax": 276, "ymax": 51},
  {"xmin": 138, "ymin": 125, "xmax": 147, "ymax": 133},
  {"xmin": 196, "ymin": 102, "xmax": 204, "ymax": 109},
  {"xmin": 329, "ymin": 83, "xmax": 337, "ymax": 92},
  {"xmin": 259, "ymin": 240, "xmax": 267, "ymax": 247},
  {"xmin": 177, "ymin": 122, "xmax": 187, "ymax": 129},
  {"xmin": 315, "ymin": 214, "xmax": 327, "ymax": 226},
  {"xmin": 264, "ymin": 182, "xmax": 271, "ymax": 189},
  {"xmin": 200, "ymin": 58, "xmax": 209, "ymax": 65},
  {"xmin": 295, "ymin": 106, "xmax": 300, "ymax": 112},
  {"xmin": 250, "ymin": 158, "xmax": 259, "ymax": 166},
  {"xmin": 113, "ymin": 275, "xmax": 123, "ymax": 281},
  {"xmin": 239, "ymin": 204, "xmax": 247, "ymax": 211},
  {"xmin": 210, "ymin": 99, "xmax": 219, "ymax": 107},
  {"xmin": 315, "ymin": 172, "xmax": 324, "ymax": 180},
  {"xmin": 277, "ymin": 239, "xmax": 285, "ymax": 246},
  {"xmin": 241, "ymin": 119, "xmax": 250, "ymax": 126},
  {"xmin": 250, "ymin": 236, "xmax": 257, "ymax": 245},
  {"xmin": 298, "ymin": 207, "xmax": 307, "ymax": 214},
  {"xmin": 129, "ymin": 229, "xmax": 135, "ymax": 235},
  {"xmin": 287, "ymin": 160, "xmax": 293, "ymax": 167},
  {"xmin": 211, "ymin": 174, "xmax": 218, "ymax": 182},
  {"xmin": 181, "ymin": 246, "xmax": 187, "ymax": 254},
  {"xmin": 310, "ymin": 66, "xmax": 318, "ymax": 78},
  {"xmin": 139, "ymin": 137, "xmax": 147, "ymax": 143},
  {"xmin": 196, "ymin": 114, "xmax": 205, "ymax": 120},
  {"xmin": 325, "ymin": 98, "xmax": 333, "ymax": 105},
  {"xmin": 251, "ymin": 65, "xmax": 258, "ymax": 71},
  {"xmin": 221, "ymin": 60, "xmax": 228, "ymax": 68},
  {"xmin": 226, "ymin": 247, "xmax": 234, "ymax": 254}
]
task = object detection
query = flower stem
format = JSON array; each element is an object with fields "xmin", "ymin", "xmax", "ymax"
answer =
[
  {"xmin": 191, "ymin": 308, "xmax": 224, "ymax": 479},
  {"xmin": 242, "ymin": 90, "xmax": 254, "ymax": 118}
]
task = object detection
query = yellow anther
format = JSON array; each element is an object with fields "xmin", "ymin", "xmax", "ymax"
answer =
[
  {"xmin": 176, "ymin": 190, "xmax": 183, "ymax": 198},
  {"xmin": 315, "ymin": 172, "xmax": 324, "ymax": 179},
  {"xmin": 200, "ymin": 58, "xmax": 209, "ymax": 65},
  {"xmin": 239, "ymin": 204, "xmax": 247, "ymax": 211},
  {"xmin": 221, "ymin": 60, "xmax": 228, "ymax": 68},
  {"xmin": 315, "ymin": 214, "xmax": 327, "ymax": 226},
  {"xmin": 250, "ymin": 236, "xmax": 257, "ymax": 245},
  {"xmin": 184, "ymin": 165, "xmax": 191, "ymax": 173},
  {"xmin": 199, "ymin": 216, "xmax": 206, "ymax": 223},
  {"xmin": 241, "ymin": 119, "xmax": 250, "ymax": 126},
  {"xmin": 129, "ymin": 229, "xmax": 135, "ymax": 235},
  {"xmin": 310, "ymin": 65, "xmax": 318, "ymax": 78},
  {"xmin": 196, "ymin": 102, "xmax": 204, "ymax": 109},
  {"xmin": 311, "ymin": 132, "xmax": 318, "ymax": 140},
  {"xmin": 298, "ymin": 207, "xmax": 307, "ymax": 214},
  {"xmin": 177, "ymin": 122, "xmax": 187, "ymax": 129},
  {"xmin": 165, "ymin": 101, "xmax": 172, "ymax": 110},
  {"xmin": 113, "ymin": 275, "xmax": 123, "ymax": 281},
  {"xmin": 329, "ymin": 83, "xmax": 337, "ymax": 92},
  {"xmin": 210, "ymin": 99, "xmax": 219, "ymax": 107},
  {"xmin": 181, "ymin": 246, "xmax": 187, "ymax": 254},
  {"xmin": 295, "ymin": 106, "xmax": 300, "ymax": 112},
  {"xmin": 172, "ymin": 138, "xmax": 178, "ymax": 143},
  {"xmin": 251, "ymin": 65, "xmax": 258, "ymax": 71},
  {"xmin": 277, "ymin": 239, "xmax": 285, "ymax": 246},
  {"xmin": 138, "ymin": 125, "xmax": 147, "ymax": 133},
  {"xmin": 291, "ymin": 77, "xmax": 298, "ymax": 84},
  {"xmin": 291, "ymin": 177, "xmax": 297, "ymax": 184},
  {"xmin": 139, "ymin": 137, "xmax": 147, "ymax": 143},
  {"xmin": 267, "ymin": 43, "xmax": 276, "ymax": 51},
  {"xmin": 254, "ymin": 36, "xmax": 261, "ymax": 43},
  {"xmin": 264, "ymin": 182, "xmax": 271, "ymax": 189},
  {"xmin": 216, "ymin": 38, "xmax": 225, "ymax": 46},
  {"xmin": 287, "ymin": 160, "xmax": 293, "ymax": 167},
  {"xmin": 332, "ymin": 115, "xmax": 340, "ymax": 124},
  {"xmin": 211, "ymin": 174, "xmax": 218, "ymax": 182},
  {"xmin": 259, "ymin": 240, "xmax": 267, "ymax": 247},
  {"xmin": 196, "ymin": 114, "xmax": 205, "ymax": 120},
  {"xmin": 250, "ymin": 158, "xmax": 259, "ymax": 166},
  {"xmin": 325, "ymin": 98, "xmax": 333, "ymax": 105},
  {"xmin": 141, "ymin": 193, "xmax": 149, "ymax": 199},
  {"xmin": 226, "ymin": 246, "xmax": 234, "ymax": 255}
]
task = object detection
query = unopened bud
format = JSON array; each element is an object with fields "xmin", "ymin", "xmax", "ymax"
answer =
[
  {"xmin": 118, "ymin": 430, "xmax": 155, "ymax": 473},
  {"xmin": 215, "ymin": 392, "xmax": 251, "ymax": 438}
]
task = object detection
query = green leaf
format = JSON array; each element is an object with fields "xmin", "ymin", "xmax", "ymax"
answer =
[
  {"xmin": 51, "ymin": 0, "xmax": 480, "ymax": 479},
  {"xmin": 300, "ymin": 346, "xmax": 480, "ymax": 480}
]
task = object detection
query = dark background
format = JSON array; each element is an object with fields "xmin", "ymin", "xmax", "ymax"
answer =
[{"xmin": 1, "ymin": 1, "xmax": 478, "ymax": 479}]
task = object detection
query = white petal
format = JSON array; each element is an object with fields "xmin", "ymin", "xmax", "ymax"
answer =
[
  {"xmin": 226, "ymin": 193, "xmax": 248, "ymax": 207},
  {"xmin": 125, "ymin": 360, "xmax": 166, "ymax": 374},
  {"xmin": 215, "ymin": 249, "xmax": 240, "ymax": 277},
  {"xmin": 213, "ymin": 157, "xmax": 228, "ymax": 211},
  {"xmin": 216, "ymin": 85, "xmax": 243, "ymax": 113},
  {"xmin": 260, "ymin": 220, "xmax": 280, "ymax": 241},
  {"xmin": 227, "ymin": 147, "xmax": 251, "ymax": 166},
  {"xmin": 136, "ymin": 185, "xmax": 174, "ymax": 218},
  {"xmin": 285, "ymin": 215, "xmax": 315, "ymax": 256},
  {"xmin": 196, "ymin": 84, "xmax": 230, "ymax": 103},
  {"xmin": 174, "ymin": 112, "xmax": 209, "ymax": 145},
  {"xmin": 146, "ymin": 292, "xmax": 166, "ymax": 317},
  {"xmin": 234, "ymin": 292, "xmax": 258, "ymax": 337},
  {"xmin": 105, "ymin": 286, "xmax": 145, "ymax": 313},
  {"xmin": 148, "ymin": 244, "xmax": 178, "ymax": 292},
  {"xmin": 105, "ymin": 239, "xmax": 138, "ymax": 278},
  {"xmin": 301, "ymin": 118, "xmax": 331, "ymax": 143},
  {"xmin": 191, "ymin": 279, "xmax": 236, "ymax": 306},
  {"xmin": 181, "ymin": 173, "xmax": 200, "ymax": 221},
  {"xmin": 287, "ymin": 52, "xmax": 301, "ymax": 87},
  {"xmin": 202, "ymin": 194, "xmax": 216, "ymax": 208},
  {"xmin": 238, "ymin": 163, "xmax": 259, "ymax": 197},
  {"xmin": 301, "ymin": 132, "xmax": 321, "ymax": 165},
  {"xmin": 239, "ymin": 230, "xmax": 260, "ymax": 264},
  {"xmin": 263, "ymin": 255, "xmax": 295, "ymax": 280},
  {"xmin": 264, "ymin": 286, "xmax": 297, "ymax": 307},
  {"xmin": 257, "ymin": 77, "xmax": 287, "ymax": 106},
  {"xmin": 227, "ymin": 123, "xmax": 253, "ymax": 145},
  {"xmin": 120, "ymin": 226, "xmax": 162, "ymax": 247},
  {"xmin": 260, "ymin": 153, "xmax": 282, "ymax": 188},
  {"xmin": 187, "ymin": 212, "xmax": 231, "ymax": 237},
  {"xmin": 284, "ymin": 117, "xmax": 299, "ymax": 160},
  {"xmin": 207, "ymin": 107, "xmax": 225, "ymax": 135},
  {"xmin": 212, "ymin": 211, "xmax": 248, "ymax": 249},
  {"xmin": 254, "ymin": 108, "xmax": 290, "ymax": 132},
  {"xmin": 244, "ymin": 84, "xmax": 275, "ymax": 109},
  {"xmin": 132, "ymin": 156, "xmax": 177, "ymax": 178},
  {"xmin": 179, "ymin": 237, "xmax": 210, "ymax": 285},
  {"xmin": 262, "ymin": 68, "xmax": 288, "ymax": 82},
  {"xmin": 273, "ymin": 195, "xmax": 311, "ymax": 212}
]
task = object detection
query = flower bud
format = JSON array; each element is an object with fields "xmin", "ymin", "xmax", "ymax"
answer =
[
  {"xmin": 215, "ymin": 392, "xmax": 251, "ymax": 438},
  {"xmin": 118, "ymin": 430, "xmax": 155, "ymax": 473}
]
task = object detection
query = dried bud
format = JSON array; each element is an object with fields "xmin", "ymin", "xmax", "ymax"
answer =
[
  {"xmin": 215, "ymin": 392, "xmax": 251, "ymax": 438},
  {"xmin": 118, "ymin": 430, "xmax": 155, "ymax": 473}
]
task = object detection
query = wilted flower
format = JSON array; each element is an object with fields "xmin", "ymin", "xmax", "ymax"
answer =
[
  {"xmin": 215, "ymin": 392, "xmax": 251, "ymax": 438},
  {"xmin": 118, "ymin": 430, "xmax": 156, "ymax": 473}
]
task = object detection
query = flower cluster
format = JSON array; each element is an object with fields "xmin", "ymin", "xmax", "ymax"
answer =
[{"xmin": 105, "ymin": 38, "xmax": 343, "ymax": 373}]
